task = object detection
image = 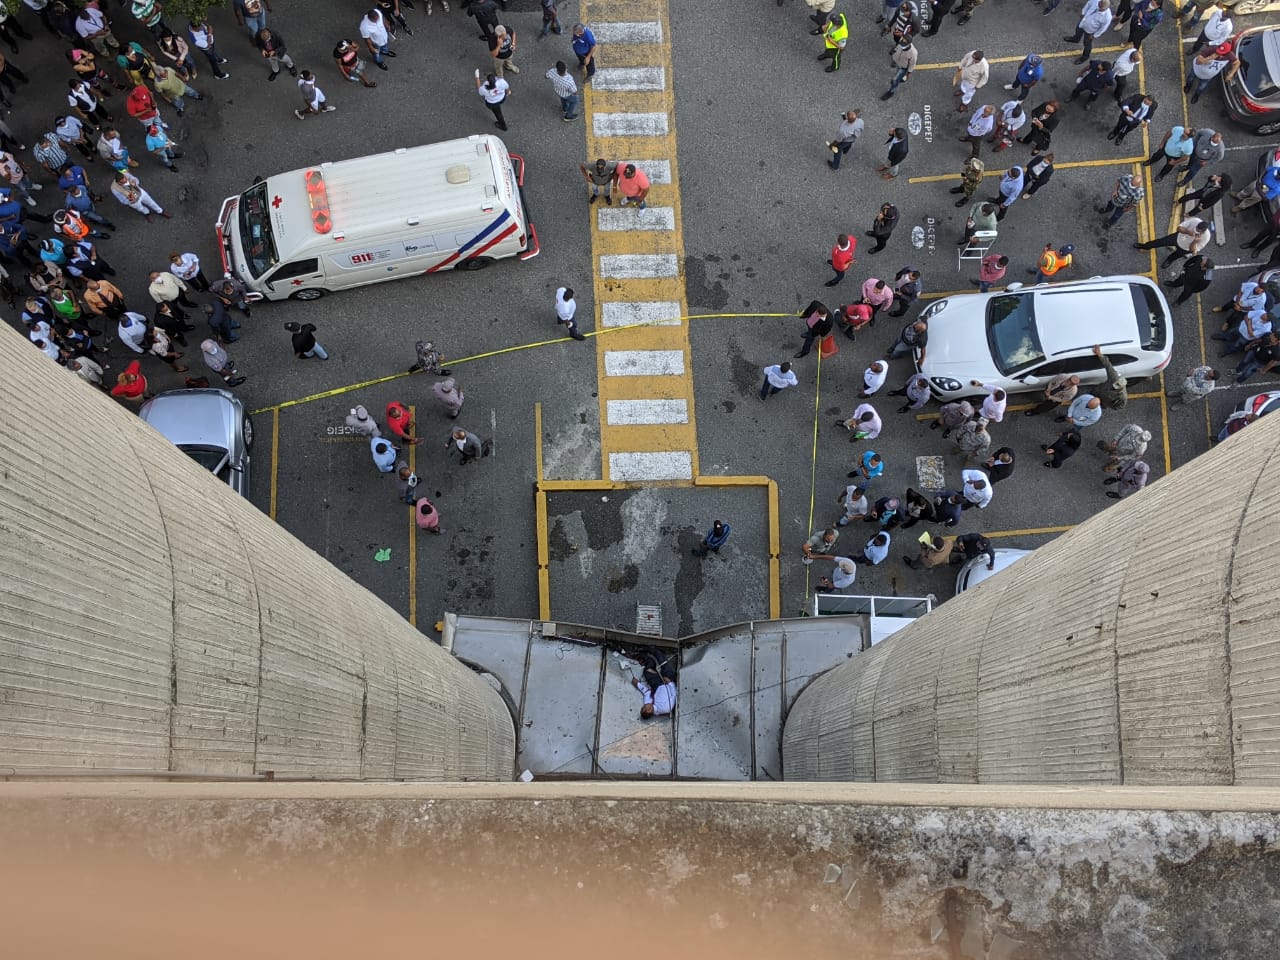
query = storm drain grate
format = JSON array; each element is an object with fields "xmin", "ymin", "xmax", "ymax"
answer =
[{"xmin": 635, "ymin": 604, "xmax": 663, "ymax": 636}]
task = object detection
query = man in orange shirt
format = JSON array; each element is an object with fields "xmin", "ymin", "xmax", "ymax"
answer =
[{"xmin": 614, "ymin": 162, "xmax": 649, "ymax": 210}]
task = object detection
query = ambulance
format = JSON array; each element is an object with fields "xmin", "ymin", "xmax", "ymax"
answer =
[{"xmin": 214, "ymin": 135, "xmax": 538, "ymax": 302}]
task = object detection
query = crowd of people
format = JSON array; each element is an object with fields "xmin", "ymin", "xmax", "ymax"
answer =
[
  {"xmin": 781, "ymin": 0, "xmax": 1272, "ymax": 593},
  {"xmin": 7, "ymin": 0, "xmax": 1277, "ymax": 587}
]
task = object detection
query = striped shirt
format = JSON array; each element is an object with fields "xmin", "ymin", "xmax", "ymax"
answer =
[
  {"xmin": 1114, "ymin": 177, "xmax": 1144, "ymax": 208},
  {"xmin": 33, "ymin": 138, "xmax": 69, "ymax": 172},
  {"xmin": 545, "ymin": 67, "xmax": 577, "ymax": 99}
]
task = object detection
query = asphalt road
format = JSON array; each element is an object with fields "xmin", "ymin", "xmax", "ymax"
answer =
[{"xmin": 15, "ymin": 0, "xmax": 1280, "ymax": 634}]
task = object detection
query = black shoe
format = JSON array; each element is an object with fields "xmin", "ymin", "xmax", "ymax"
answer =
[
  {"xmin": 1073, "ymin": 55, "xmax": 1088, "ymax": 64},
  {"xmin": 847, "ymin": 471, "xmax": 859, "ymax": 478},
  {"xmin": 289, "ymin": 65, "xmax": 300, "ymax": 74},
  {"xmin": 268, "ymin": 70, "xmax": 279, "ymax": 81},
  {"xmin": 827, "ymin": 159, "xmax": 837, "ymax": 169},
  {"xmin": 880, "ymin": 90, "xmax": 894, "ymax": 100},
  {"xmin": 1103, "ymin": 477, "xmax": 1119, "ymax": 484},
  {"xmin": 384, "ymin": 51, "xmax": 396, "ymax": 58},
  {"xmin": 1105, "ymin": 492, "xmax": 1121, "ymax": 499},
  {"xmin": 957, "ymin": 13, "xmax": 971, "ymax": 23},
  {"xmin": 955, "ymin": 198, "xmax": 968, "ymax": 207},
  {"xmin": 375, "ymin": 61, "xmax": 388, "ymax": 70}
]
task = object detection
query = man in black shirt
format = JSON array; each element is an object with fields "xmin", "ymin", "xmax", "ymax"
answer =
[
  {"xmin": 1163, "ymin": 253, "xmax": 1213, "ymax": 306},
  {"xmin": 955, "ymin": 532, "xmax": 995, "ymax": 569},
  {"xmin": 284, "ymin": 320, "xmax": 328, "ymax": 359},
  {"xmin": 1235, "ymin": 333, "xmax": 1279, "ymax": 384}
]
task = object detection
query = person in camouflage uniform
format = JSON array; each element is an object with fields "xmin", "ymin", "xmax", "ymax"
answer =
[
  {"xmin": 407, "ymin": 339, "xmax": 451, "ymax": 375},
  {"xmin": 949, "ymin": 156, "xmax": 985, "ymax": 208}
]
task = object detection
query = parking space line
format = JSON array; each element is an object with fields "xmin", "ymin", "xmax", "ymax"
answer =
[
  {"xmin": 908, "ymin": 155, "xmax": 1145, "ymax": 185},
  {"xmin": 270, "ymin": 406, "xmax": 280, "ymax": 522}
]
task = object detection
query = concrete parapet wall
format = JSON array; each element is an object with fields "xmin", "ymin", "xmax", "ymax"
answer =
[
  {"xmin": 783, "ymin": 411, "xmax": 1280, "ymax": 786},
  {"xmin": 0, "ymin": 324, "xmax": 514, "ymax": 779},
  {"xmin": 2, "ymin": 782, "xmax": 1278, "ymax": 960}
]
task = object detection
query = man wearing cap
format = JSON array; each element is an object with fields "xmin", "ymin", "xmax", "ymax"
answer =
[
  {"xmin": 816, "ymin": 10, "xmax": 849, "ymax": 73},
  {"xmin": 345, "ymin": 405, "xmax": 381, "ymax": 437},
  {"xmin": 1099, "ymin": 173, "xmax": 1144, "ymax": 229},
  {"xmin": 1133, "ymin": 215, "xmax": 1211, "ymax": 268},
  {"xmin": 201, "ymin": 338, "xmax": 246, "ymax": 387},
  {"xmin": 614, "ymin": 163, "xmax": 649, "ymax": 210},
  {"xmin": 1003, "ymin": 52, "xmax": 1044, "ymax": 101},
  {"xmin": 817, "ymin": 557, "xmax": 858, "ymax": 593},
  {"xmin": 1184, "ymin": 44, "xmax": 1237, "ymax": 104},
  {"xmin": 1029, "ymin": 242, "xmax": 1073, "ymax": 282},
  {"xmin": 432, "ymin": 378, "xmax": 464, "ymax": 418},
  {"xmin": 284, "ymin": 320, "xmax": 327, "ymax": 360}
]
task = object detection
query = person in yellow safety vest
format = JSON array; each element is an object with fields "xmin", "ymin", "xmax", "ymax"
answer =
[
  {"xmin": 816, "ymin": 11, "xmax": 849, "ymax": 73},
  {"xmin": 1030, "ymin": 243, "xmax": 1074, "ymax": 283}
]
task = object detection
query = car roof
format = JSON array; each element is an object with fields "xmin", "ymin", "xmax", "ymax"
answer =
[
  {"xmin": 139, "ymin": 389, "xmax": 241, "ymax": 451},
  {"xmin": 1032, "ymin": 282, "xmax": 1142, "ymax": 355}
]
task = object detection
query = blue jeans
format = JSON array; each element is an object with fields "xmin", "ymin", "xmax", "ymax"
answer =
[
  {"xmin": 244, "ymin": 13, "xmax": 266, "ymax": 36},
  {"xmin": 978, "ymin": 280, "xmax": 992, "ymax": 292},
  {"xmin": 759, "ymin": 377, "xmax": 783, "ymax": 400},
  {"xmin": 1035, "ymin": 271, "xmax": 1050, "ymax": 283},
  {"xmin": 830, "ymin": 141, "xmax": 852, "ymax": 169},
  {"xmin": 372, "ymin": 42, "xmax": 389, "ymax": 64},
  {"xmin": 1103, "ymin": 200, "xmax": 1128, "ymax": 226},
  {"xmin": 887, "ymin": 67, "xmax": 909, "ymax": 93},
  {"xmin": 1235, "ymin": 349, "xmax": 1266, "ymax": 382},
  {"xmin": 304, "ymin": 342, "xmax": 329, "ymax": 359},
  {"xmin": 1044, "ymin": 0, "xmax": 1062, "ymax": 10},
  {"xmin": 559, "ymin": 93, "xmax": 578, "ymax": 118}
]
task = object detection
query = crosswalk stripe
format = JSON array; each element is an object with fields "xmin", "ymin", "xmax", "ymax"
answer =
[
  {"xmin": 593, "ymin": 112, "xmax": 670, "ymax": 137},
  {"xmin": 591, "ymin": 21, "xmax": 664, "ymax": 43},
  {"xmin": 599, "ymin": 253, "xmax": 679, "ymax": 278},
  {"xmin": 608, "ymin": 451, "xmax": 693, "ymax": 481},
  {"xmin": 604, "ymin": 350, "xmax": 685, "ymax": 376},
  {"xmin": 606, "ymin": 399, "xmax": 689, "ymax": 425},
  {"xmin": 592, "ymin": 66, "xmax": 667, "ymax": 91},
  {"xmin": 597, "ymin": 205, "xmax": 676, "ymax": 231},
  {"xmin": 601, "ymin": 301, "xmax": 682, "ymax": 327}
]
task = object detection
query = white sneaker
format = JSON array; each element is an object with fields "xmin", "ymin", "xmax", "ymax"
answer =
[
  {"xmin": 24, "ymin": 197, "xmax": 35, "ymax": 207},
  {"xmin": 31, "ymin": 183, "xmax": 42, "ymax": 190},
  {"xmin": 323, "ymin": 104, "xmax": 336, "ymax": 112},
  {"xmin": 294, "ymin": 109, "xmax": 305, "ymax": 119},
  {"xmin": 1002, "ymin": 83, "xmax": 1014, "ymax": 90}
]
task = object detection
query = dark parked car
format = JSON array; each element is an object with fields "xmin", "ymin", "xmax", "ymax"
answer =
[{"xmin": 1223, "ymin": 26, "xmax": 1280, "ymax": 136}]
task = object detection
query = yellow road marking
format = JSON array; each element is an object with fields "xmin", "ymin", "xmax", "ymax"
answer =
[
  {"xmin": 985, "ymin": 525, "xmax": 1073, "ymax": 538},
  {"xmin": 912, "ymin": 46, "xmax": 1128, "ymax": 71},
  {"xmin": 269, "ymin": 406, "xmax": 279, "ymax": 521},
  {"xmin": 408, "ymin": 404, "xmax": 417, "ymax": 627}
]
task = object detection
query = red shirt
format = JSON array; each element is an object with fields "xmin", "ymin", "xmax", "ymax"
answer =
[
  {"xmin": 830, "ymin": 239, "xmax": 856, "ymax": 272},
  {"xmin": 126, "ymin": 86, "xmax": 158, "ymax": 123},
  {"xmin": 841, "ymin": 303, "xmax": 874, "ymax": 329},
  {"xmin": 110, "ymin": 360, "xmax": 147, "ymax": 399},
  {"xmin": 617, "ymin": 167, "xmax": 649, "ymax": 198},
  {"xmin": 385, "ymin": 401, "xmax": 414, "ymax": 439}
]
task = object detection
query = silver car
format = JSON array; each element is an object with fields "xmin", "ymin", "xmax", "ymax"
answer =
[
  {"xmin": 955, "ymin": 548, "xmax": 1032, "ymax": 595},
  {"xmin": 138, "ymin": 389, "xmax": 253, "ymax": 498}
]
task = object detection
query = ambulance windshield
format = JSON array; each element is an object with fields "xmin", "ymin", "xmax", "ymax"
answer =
[{"xmin": 238, "ymin": 181, "xmax": 279, "ymax": 279}]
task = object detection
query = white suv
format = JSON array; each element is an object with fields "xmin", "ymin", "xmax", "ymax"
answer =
[{"xmin": 914, "ymin": 275, "xmax": 1173, "ymax": 401}]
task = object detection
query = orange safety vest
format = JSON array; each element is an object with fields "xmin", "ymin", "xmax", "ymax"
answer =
[
  {"xmin": 62, "ymin": 213, "xmax": 90, "ymax": 241},
  {"xmin": 1039, "ymin": 250, "xmax": 1071, "ymax": 276}
]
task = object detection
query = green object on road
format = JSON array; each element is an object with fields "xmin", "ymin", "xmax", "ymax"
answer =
[{"xmin": 374, "ymin": 548, "xmax": 392, "ymax": 562}]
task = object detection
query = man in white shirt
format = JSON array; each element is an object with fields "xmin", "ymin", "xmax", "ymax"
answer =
[
  {"xmin": 760, "ymin": 361, "xmax": 798, "ymax": 400},
  {"xmin": 1190, "ymin": 6, "xmax": 1231, "ymax": 55},
  {"xmin": 117, "ymin": 311, "xmax": 149, "ymax": 353},
  {"xmin": 818, "ymin": 557, "xmax": 858, "ymax": 592},
  {"xmin": 1108, "ymin": 45, "xmax": 1141, "ymax": 102},
  {"xmin": 633, "ymin": 652, "xmax": 677, "ymax": 719},
  {"xmin": 857, "ymin": 532, "xmax": 890, "ymax": 566},
  {"xmin": 555, "ymin": 285, "xmax": 585, "ymax": 340},
  {"xmin": 961, "ymin": 468, "xmax": 994, "ymax": 509},
  {"xmin": 840, "ymin": 402, "xmax": 882, "ymax": 440},
  {"xmin": 1065, "ymin": 0, "xmax": 1113, "ymax": 63},
  {"xmin": 970, "ymin": 380, "xmax": 1008, "ymax": 421},
  {"xmin": 860, "ymin": 360, "xmax": 888, "ymax": 397},
  {"xmin": 359, "ymin": 9, "xmax": 393, "ymax": 68}
]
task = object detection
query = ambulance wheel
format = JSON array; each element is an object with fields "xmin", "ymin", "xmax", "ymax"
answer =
[
  {"xmin": 291, "ymin": 288, "xmax": 324, "ymax": 301},
  {"xmin": 456, "ymin": 257, "xmax": 494, "ymax": 272}
]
